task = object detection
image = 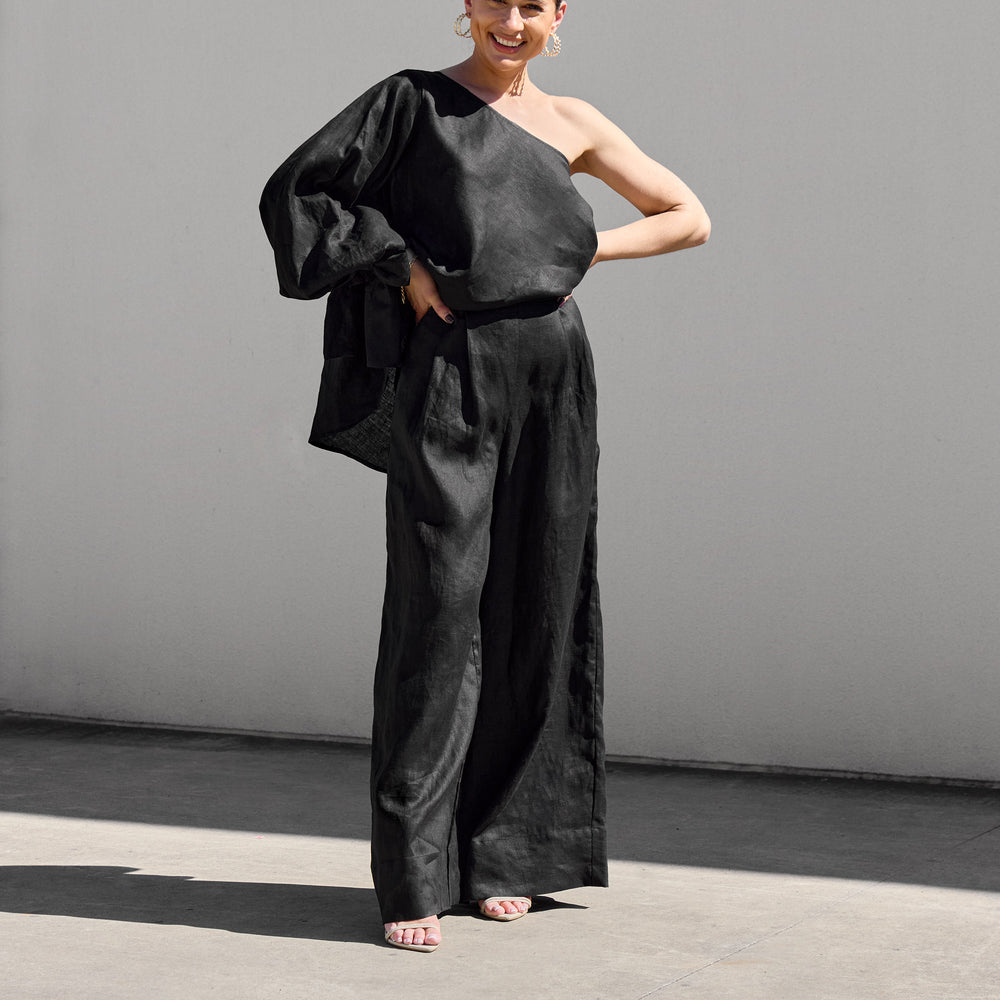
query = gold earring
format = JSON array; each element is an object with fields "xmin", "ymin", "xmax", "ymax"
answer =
[
  {"xmin": 543, "ymin": 33, "xmax": 562, "ymax": 57},
  {"xmin": 454, "ymin": 13, "xmax": 472, "ymax": 38}
]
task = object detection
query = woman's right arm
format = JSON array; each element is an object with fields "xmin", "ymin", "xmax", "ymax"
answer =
[{"xmin": 259, "ymin": 75, "xmax": 421, "ymax": 300}]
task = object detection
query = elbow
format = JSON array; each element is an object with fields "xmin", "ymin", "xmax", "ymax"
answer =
[{"xmin": 688, "ymin": 209, "xmax": 711, "ymax": 248}]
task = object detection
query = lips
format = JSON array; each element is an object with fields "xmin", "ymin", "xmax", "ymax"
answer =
[{"xmin": 490, "ymin": 32, "xmax": 525, "ymax": 52}]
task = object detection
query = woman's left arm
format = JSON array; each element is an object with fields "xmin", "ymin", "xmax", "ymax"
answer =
[{"xmin": 567, "ymin": 100, "xmax": 711, "ymax": 265}]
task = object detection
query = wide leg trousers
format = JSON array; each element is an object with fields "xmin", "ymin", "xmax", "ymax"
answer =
[{"xmin": 370, "ymin": 297, "xmax": 607, "ymax": 923}]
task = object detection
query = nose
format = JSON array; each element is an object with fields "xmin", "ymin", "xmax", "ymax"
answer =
[{"xmin": 500, "ymin": 5, "xmax": 525, "ymax": 31}]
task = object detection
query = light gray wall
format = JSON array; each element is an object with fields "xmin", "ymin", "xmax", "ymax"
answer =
[{"xmin": 2, "ymin": 2, "xmax": 998, "ymax": 780}]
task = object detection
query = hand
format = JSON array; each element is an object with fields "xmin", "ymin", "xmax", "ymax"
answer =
[{"xmin": 403, "ymin": 259, "xmax": 454, "ymax": 324}]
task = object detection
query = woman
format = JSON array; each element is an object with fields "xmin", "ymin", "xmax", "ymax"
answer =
[{"xmin": 261, "ymin": 0, "xmax": 709, "ymax": 953}]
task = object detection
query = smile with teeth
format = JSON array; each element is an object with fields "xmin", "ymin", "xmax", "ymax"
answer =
[{"xmin": 490, "ymin": 33, "xmax": 525, "ymax": 49}]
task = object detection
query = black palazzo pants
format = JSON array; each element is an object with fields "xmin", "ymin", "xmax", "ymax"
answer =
[{"xmin": 370, "ymin": 296, "xmax": 608, "ymax": 922}]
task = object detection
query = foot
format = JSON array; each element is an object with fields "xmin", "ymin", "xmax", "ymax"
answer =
[
  {"xmin": 384, "ymin": 915, "xmax": 441, "ymax": 951},
  {"xmin": 478, "ymin": 896, "xmax": 532, "ymax": 920}
]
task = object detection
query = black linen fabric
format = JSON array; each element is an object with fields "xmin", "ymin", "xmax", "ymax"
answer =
[
  {"xmin": 260, "ymin": 70, "xmax": 608, "ymax": 922},
  {"xmin": 260, "ymin": 70, "xmax": 598, "ymax": 470}
]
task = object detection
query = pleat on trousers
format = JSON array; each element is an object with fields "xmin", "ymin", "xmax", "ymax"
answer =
[{"xmin": 370, "ymin": 297, "xmax": 608, "ymax": 923}]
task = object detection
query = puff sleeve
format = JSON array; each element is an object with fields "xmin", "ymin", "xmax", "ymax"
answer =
[
  {"xmin": 259, "ymin": 73, "xmax": 420, "ymax": 301},
  {"xmin": 259, "ymin": 73, "xmax": 427, "ymax": 471}
]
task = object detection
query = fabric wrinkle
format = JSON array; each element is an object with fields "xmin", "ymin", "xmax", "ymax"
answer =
[{"xmin": 260, "ymin": 68, "xmax": 608, "ymax": 925}]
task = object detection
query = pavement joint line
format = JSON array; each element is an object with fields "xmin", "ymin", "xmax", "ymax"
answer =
[
  {"xmin": 633, "ymin": 848, "xmax": 1000, "ymax": 998},
  {"xmin": 636, "ymin": 840, "xmax": 1000, "ymax": 998},
  {"xmin": 871, "ymin": 820, "xmax": 1000, "ymax": 886},
  {"xmin": 949, "ymin": 820, "xmax": 1000, "ymax": 848},
  {"xmin": 632, "ymin": 881, "xmax": 873, "ymax": 998}
]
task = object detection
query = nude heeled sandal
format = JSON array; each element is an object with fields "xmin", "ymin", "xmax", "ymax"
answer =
[
  {"xmin": 478, "ymin": 896, "xmax": 532, "ymax": 921},
  {"xmin": 384, "ymin": 920, "xmax": 440, "ymax": 952}
]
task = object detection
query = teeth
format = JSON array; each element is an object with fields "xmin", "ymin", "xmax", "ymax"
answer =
[{"xmin": 492, "ymin": 34, "xmax": 522, "ymax": 48}]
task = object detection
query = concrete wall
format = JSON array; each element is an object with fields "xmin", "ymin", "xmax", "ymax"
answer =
[{"xmin": 2, "ymin": 1, "xmax": 998, "ymax": 780}]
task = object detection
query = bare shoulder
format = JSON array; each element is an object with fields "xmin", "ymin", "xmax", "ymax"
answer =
[
  {"xmin": 516, "ymin": 89, "xmax": 636, "ymax": 170},
  {"xmin": 550, "ymin": 95, "xmax": 613, "ymax": 131},
  {"xmin": 549, "ymin": 94, "xmax": 633, "ymax": 151}
]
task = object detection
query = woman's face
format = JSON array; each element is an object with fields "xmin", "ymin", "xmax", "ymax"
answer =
[{"xmin": 464, "ymin": 0, "xmax": 566, "ymax": 67}]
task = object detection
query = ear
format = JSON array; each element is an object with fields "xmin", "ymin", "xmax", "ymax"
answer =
[
  {"xmin": 465, "ymin": 0, "xmax": 473, "ymax": 14},
  {"xmin": 553, "ymin": 2, "xmax": 567, "ymax": 30}
]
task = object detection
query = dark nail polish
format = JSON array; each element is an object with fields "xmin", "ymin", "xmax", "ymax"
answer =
[{"xmin": 445, "ymin": 313, "xmax": 455, "ymax": 324}]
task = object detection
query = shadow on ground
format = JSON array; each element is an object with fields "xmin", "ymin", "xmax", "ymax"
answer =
[
  {"xmin": 0, "ymin": 864, "xmax": 579, "ymax": 943},
  {"xmin": 2, "ymin": 718, "xmax": 999, "ymax": 895},
  {"xmin": 0, "ymin": 867, "xmax": 378, "ymax": 942}
]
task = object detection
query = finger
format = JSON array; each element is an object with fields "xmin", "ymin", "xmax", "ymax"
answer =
[{"xmin": 431, "ymin": 301, "xmax": 455, "ymax": 324}]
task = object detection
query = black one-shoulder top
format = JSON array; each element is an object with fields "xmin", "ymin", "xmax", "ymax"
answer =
[{"xmin": 260, "ymin": 69, "xmax": 597, "ymax": 471}]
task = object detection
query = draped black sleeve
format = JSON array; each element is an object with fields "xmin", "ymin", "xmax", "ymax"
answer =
[
  {"xmin": 260, "ymin": 69, "xmax": 598, "ymax": 472},
  {"xmin": 259, "ymin": 73, "xmax": 424, "ymax": 296},
  {"xmin": 260, "ymin": 73, "xmax": 426, "ymax": 470},
  {"xmin": 259, "ymin": 72, "xmax": 423, "ymax": 364}
]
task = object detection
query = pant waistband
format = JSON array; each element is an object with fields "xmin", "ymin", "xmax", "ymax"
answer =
[{"xmin": 455, "ymin": 296, "xmax": 567, "ymax": 325}]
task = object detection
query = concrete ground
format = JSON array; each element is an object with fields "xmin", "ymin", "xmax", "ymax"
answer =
[{"xmin": 1, "ymin": 719, "xmax": 998, "ymax": 1000}]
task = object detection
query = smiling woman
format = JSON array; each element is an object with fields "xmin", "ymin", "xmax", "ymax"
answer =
[
  {"xmin": 260, "ymin": 0, "xmax": 708, "ymax": 954},
  {"xmin": 460, "ymin": 0, "xmax": 563, "ymax": 63}
]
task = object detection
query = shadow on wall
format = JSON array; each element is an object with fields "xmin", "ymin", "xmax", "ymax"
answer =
[{"xmin": 2, "ymin": 719, "xmax": 999, "ymax": 896}]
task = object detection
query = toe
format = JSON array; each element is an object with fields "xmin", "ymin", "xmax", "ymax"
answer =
[
  {"xmin": 479, "ymin": 897, "xmax": 532, "ymax": 916},
  {"xmin": 385, "ymin": 916, "xmax": 440, "ymax": 948}
]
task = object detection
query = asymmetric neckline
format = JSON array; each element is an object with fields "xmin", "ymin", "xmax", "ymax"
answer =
[
  {"xmin": 261, "ymin": 67, "xmax": 599, "ymax": 468},
  {"xmin": 432, "ymin": 70, "xmax": 571, "ymax": 169}
]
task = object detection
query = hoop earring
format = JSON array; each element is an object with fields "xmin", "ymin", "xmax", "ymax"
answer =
[
  {"xmin": 543, "ymin": 33, "xmax": 562, "ymax": 57},
  {"xmin": 454, "ymin": 13, "xmax": 472, "ymax": 38}
]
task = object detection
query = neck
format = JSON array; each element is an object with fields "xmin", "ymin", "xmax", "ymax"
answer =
[{"xmin": 455, "ymin": 54, "xmax": 533, "ymax": 100}]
